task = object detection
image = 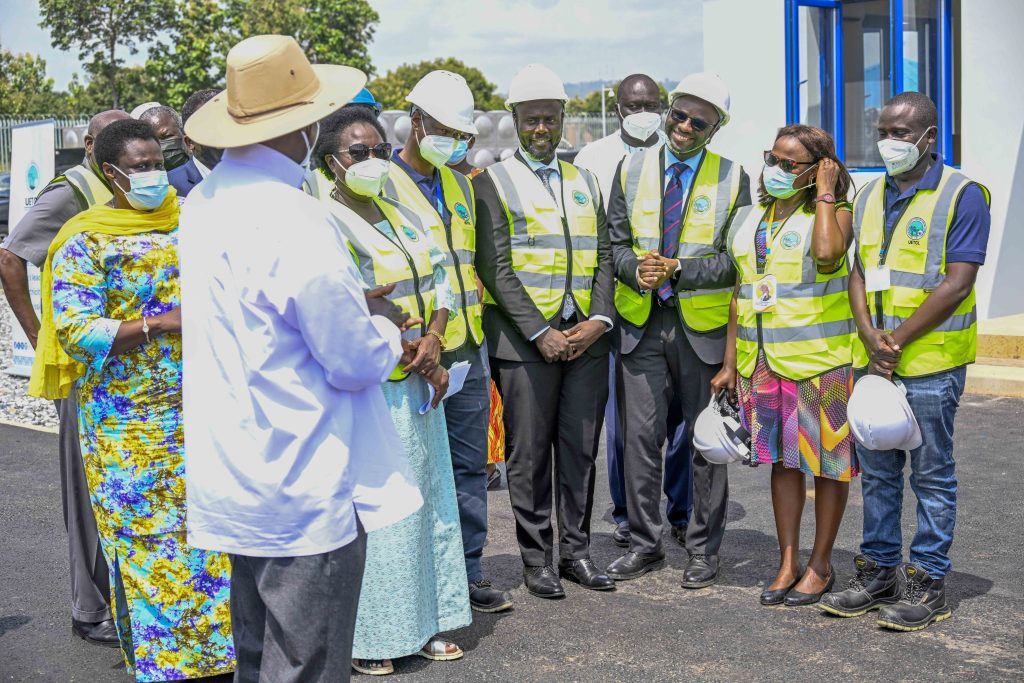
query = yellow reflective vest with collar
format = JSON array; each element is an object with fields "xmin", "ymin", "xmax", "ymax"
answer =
[
  {"xmin": 729, "ymin": 205, "xmax": 854, "ymax": 381},
  {"xmin": 46, "ymin": 163, "xmax": 113, "ymax": 210},
  {"xmin": 383, "ymin": 162, "xmax": 483, "ymax": 351},
  {"xmin": 328, "ymin": 194, "xmax": 436, "ymax": 382},
  {"xmin": 483, "ymin": 157, "xmax": 601, "ymax": 319},
  {"xmin": 851, "ymin": 165, "xmax": 989, "ymax": 377},
  {"xmin": 614, "ymin": 146, "xmax": 743, "ymax": 331}
]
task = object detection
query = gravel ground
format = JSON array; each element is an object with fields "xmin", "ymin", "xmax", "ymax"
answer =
[{"xmin": 0, "ymin": 293, "xmax": 59, "ymax": 429}]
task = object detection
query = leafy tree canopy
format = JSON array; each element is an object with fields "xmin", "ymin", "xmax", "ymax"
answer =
[{"xmin": 368, "ymin": 57, "xmax": 504, "ymax": 112}]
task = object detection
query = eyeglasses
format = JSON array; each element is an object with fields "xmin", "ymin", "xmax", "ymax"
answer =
[
  {"xmin": 422, "ymin": 114, "xmax": 472, "ymax": 141},
  {"xmin": 763, "ymin": 150, "xmax": 815, "ymax": 173},
  {"xmin": 668, "ymin": 108, "xmax": 713, "ymax": 132},
  {"xmin": 343, "ymin": 143, "xmax": 392, "ymax": 163}
]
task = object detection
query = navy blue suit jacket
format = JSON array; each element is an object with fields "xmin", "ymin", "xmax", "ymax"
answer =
[{"xmin": 168, "ymin": 158, "xmax": 203, "ymax": 198}]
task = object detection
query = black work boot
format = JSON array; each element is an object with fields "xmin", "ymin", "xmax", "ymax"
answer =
[
  {"xmin": 876, "ymin": 563, "xmax": 951, "ymax": 631},
  {"xmin": 819, "ymin": 554, "xmax": 900, "ymax": 617}
]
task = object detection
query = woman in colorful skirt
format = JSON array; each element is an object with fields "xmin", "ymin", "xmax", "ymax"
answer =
[
  {"xmin": 35, "ymin": 119, "xmax": 234, "ymax": 680},
  {"xmin": 313, "ymin": 107, "xmax": 471, "ymax": 676},
  {"xmin": 714, "ymin": 124, "xmax": 857, "ymax": 607}
]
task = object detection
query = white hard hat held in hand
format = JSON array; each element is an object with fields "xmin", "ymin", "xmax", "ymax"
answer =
[
  {"xmin": 504, "ymin": 63, "xmax": 569, "ymax": 111},
  {"xmin": 693, "ymin": 391, "xmax": 750, "ymax": 465},
  {"xmin": 847, "ymin": 375, "xmax": 923, "ymax": 452},
  {"xmin": 406, "ymin": 70, "xmax": 478, "ymax": 135},
  {"xmin": 669, "ymin": 72, "xmax": 731, "ymax": 126}
]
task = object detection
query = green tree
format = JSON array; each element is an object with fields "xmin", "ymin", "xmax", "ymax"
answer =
[
  {"xmin": 0, "ymin": 43, "xmax": 73, "ymax": 117},
  {"xmin": 66, "ymin": 66, "xmax": 157, "ymax": 116},
  {"xmin": 145, "ymin": 0, "xmax": 227, "ymax": 109},
  {"xmin": 39, "ymin": 0, "xmax": 175, "ymax": 109},
  {"xmin": 368, "ymin": 58, "xmax": 504, "ymax": 112},
  {"xmin": 222, "ymin": 0, "xmax": 379, "ymax": 73}
]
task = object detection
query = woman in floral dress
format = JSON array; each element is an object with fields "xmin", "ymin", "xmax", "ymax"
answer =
[{"xmin": 38, "ymin": 119, "xmax": 234, "ymax": 681}]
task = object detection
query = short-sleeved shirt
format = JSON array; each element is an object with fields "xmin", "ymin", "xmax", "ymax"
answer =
[
  {"xmin": 1, "ymin": 180, "xmax": 81, "ymax": 267},
  {"xmin": 882, "ymin": 154, "xmax": 990, "ymax": 265}
]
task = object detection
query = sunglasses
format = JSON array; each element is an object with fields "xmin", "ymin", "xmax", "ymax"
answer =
[
  {"xmin": 763, "ymin": 151, "xmax": 816, "ymax": 173},
  {"xmin": 668, "ymin": 108, "xmax": 713, "ymax": 132},
  {"xmin": 343, "ymin": 143, "xmax": 393, "ymax": 163}
]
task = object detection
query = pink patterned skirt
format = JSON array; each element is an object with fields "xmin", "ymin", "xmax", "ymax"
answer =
[{"xmin": 737, "ymin": 353, "xmax": 858, "ymax": 482}]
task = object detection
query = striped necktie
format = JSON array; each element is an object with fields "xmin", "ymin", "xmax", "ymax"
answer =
[{"xmin": 658, "ymin": 161, "xmax": 688, "ymax": 301}]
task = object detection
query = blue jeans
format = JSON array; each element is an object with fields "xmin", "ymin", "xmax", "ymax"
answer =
[
  {"xmin": 857, "ymin": 366, "xmax": 966, "ymax": 579},
  {"xmin": 443, "ymin": 341, "xmax": 491, "ymax": 583}
]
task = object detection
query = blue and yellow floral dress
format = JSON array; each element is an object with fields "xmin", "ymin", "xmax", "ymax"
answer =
[{"xmin": 51, "ymin": 227, "xmax": 235, "ymax": 682}]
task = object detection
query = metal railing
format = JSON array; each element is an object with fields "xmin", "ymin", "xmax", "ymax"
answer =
[{"xmin": 0, "ymin": 117, "xmax": 90, "ymax": 172}]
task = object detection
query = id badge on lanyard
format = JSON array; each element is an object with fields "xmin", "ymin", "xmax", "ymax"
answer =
[{"xmin": 865, "ymin": 265, "xmax": 891, "ymax": 293}]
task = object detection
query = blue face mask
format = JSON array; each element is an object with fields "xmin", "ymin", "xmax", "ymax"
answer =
[
  {"xmin": 111, "ymin": 165, "xmax": 169, "ymax": 210},
  {"xmin": 762, "ymin": 163, "xmax": 816, "ymax": 200},
  {"xmin": 447, "ymin": 139, "xmax": 470, "ymax": 166}
]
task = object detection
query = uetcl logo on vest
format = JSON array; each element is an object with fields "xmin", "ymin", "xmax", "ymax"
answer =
[
  {"xmin": 401, "ymin": 225, "xmax": 419, "ymax": 241},
  {"xmin": 780, "ymin": 231, "xmax": 801, "ymax": 249},
  {"xmin": 693, "ymin": 195, "xmax": 711, "ymax": 214},
  {"xmin": 906, "ymin": 217, "xmax": 928, "ymax": 244},
  {"xmin": 454, "ymin": 202, "xmax": 470, "ymax": 222},
  {"xmin": 572, "ymin": 190, "xmax": 588, "ymax": 206}
]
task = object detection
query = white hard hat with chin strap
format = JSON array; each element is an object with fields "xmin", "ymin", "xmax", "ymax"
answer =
[
  {"xmin": 848, "ymin": 375, "xmax": 923, "ymax": 452},
  {"xmin": 406, "ymin": 70, "xmax": 478, "ymax": 135},
  {"xmin": 504, "ymin": 63, "xmax": 569, "ymax": 111},
  {"xmin": 668, "ymin": 72, "xmax": 731, "ymax": 128},
  {"xmin": 693, "ymin": 391, "xmax": 750, "ymax": 465}
]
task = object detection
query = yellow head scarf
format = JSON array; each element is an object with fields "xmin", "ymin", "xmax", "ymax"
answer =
[{"xmin": 28, "ymin": 188, "xmax": 180, "ymax": 399}]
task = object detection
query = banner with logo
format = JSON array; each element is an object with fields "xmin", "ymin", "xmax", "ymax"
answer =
[{"xmin": 5, "ymin": 120, "xmax": 55, "ymax": 377}]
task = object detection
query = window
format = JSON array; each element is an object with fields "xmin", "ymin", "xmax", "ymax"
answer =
[{"xmin": 786, "ymin": 0, "xmax": 960, "ymax": 168}]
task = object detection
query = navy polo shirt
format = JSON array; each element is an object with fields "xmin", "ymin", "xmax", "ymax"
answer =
[
  {"xmin": 391, "ymin": 149, "xmax": 450, "ymax": 225},
  {"xmin": 882, "ymin": 154, "xmax": 990, "ymax": 265}
]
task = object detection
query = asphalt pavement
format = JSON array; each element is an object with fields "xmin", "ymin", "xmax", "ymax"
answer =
[{"xmin": 1, "ymin": 395, "xmax": 1022, "ymax": 682}]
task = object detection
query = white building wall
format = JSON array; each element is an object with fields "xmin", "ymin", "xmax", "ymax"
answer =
[{"xmin": 701, "ymin": 0, "xmax": 1024, "ymax": 320}]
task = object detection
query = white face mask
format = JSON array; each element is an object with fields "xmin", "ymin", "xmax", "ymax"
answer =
[
  {"xmin": 619, "ymin": 110, "xmax": 662, "ymax": 143},
  {"xmin": 300, "ymin": 123, "xmax": 320, "ymax": 170},
  {"xmin": 341, "ymin": 157, "xmax": 390, "ymax": 198},
  {"xmin": 877, "ymin": 127, "xmax": 932, "ymax": 176},
  {"xmin": 417, "ymin": 123, "xmax": 458, "ymax": 169}
]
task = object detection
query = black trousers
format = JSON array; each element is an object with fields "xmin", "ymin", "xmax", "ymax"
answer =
[
  {"xmin": 618, "ymin": 304, "xmax": 729, "ymax": 556},
  {"xmin": 229, "ymin": 522, "xmax": 367, "ymax": 683},
  {"xmin": 493, "ymin": 348, "xmax": 608, "ymax": 567}
]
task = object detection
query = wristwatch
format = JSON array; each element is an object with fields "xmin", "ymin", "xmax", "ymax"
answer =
[
  {"xmin": 815, "ymin": 193, "xmax": 836, "ymax": 204},
  {"xmin": 142, "ymin": 316, "xmax": 151, "ymax": 343}
]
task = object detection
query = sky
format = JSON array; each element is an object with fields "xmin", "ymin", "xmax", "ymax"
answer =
[{"xmin": 0, "ymin": 0, "xmax": 704, "ymax": 93}]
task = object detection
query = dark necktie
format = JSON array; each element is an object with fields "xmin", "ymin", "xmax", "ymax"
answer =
[
  {"xmin": 536, "ymin": 167, "xmax": 557, "ymax": 202},
  {"xmin": 659, "ymin": 161, "xmax": 688, "ymax": 301}
]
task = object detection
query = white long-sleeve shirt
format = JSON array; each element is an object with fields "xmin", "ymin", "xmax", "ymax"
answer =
[{"xmin": 179, "ymin": 143, "xmax": 422, "ymax": 557}]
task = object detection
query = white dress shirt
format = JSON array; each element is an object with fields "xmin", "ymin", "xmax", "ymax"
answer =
[
  {"xmin": 573, "ymin": 131, "xmax": 663, "ymax": 205},
  {"xmin": 519, "ymin": 150, "xmax": 613, "ymax": 337},
  {"xmin": 179, "ymin": 143, "xmax": 422, "ymax": 558}
]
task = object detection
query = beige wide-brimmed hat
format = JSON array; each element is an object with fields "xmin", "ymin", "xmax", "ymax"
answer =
[{"xmin": 186, "ymin": 34, "xmax": 366, "ymax": 148}]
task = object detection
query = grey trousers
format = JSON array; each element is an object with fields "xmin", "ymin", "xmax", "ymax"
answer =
[
  {"xmin": 230, "ymin": 522, "xmax": 368, "ymax": 683},
  {"xmin": 54, "ymin": 387, "xmax": 111, "ymax": 622},
  {"xmin": 618, "ymin": 304, "xmax": 729, "ymax": 556}
]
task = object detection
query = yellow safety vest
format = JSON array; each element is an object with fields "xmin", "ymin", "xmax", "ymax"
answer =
[
  {"xmin": 852, "ymin": 165, "xmax": 989, "ymax": 377},
  {"xmin": 302, "ymin": 168, "xmax": 334, "ymax": 200},
  {"xmin": 329, "ymin": 195, "xmax": 437, "ymax": 381},
  {"xmin": 730, "ymin": 205, "xmax": 854, "ymax": 381},
  {"xmin": 483, "ymin": 157, "xmax": 601, "ymax": 319},
  {"xmin": 383, "ymin": 163, "xmax": 484, "ymax": 351},
  {"xmin": 614, "ymin": 146, "xmax": 743, "ymax": 331},
  {"xmin": 49, "ymin": 163, "xmax": 113, "ymax": 210}
]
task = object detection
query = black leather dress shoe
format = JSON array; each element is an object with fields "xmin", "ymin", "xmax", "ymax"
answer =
[
  {"xmin": 670, "ymin": 524, "xmax": 688, "ymax": 547},
  {"xmin": 611, "ymin": 522, "xmax": 631, "ymax": 548},
  {"xmin": 559, "ymin": 558, "xmax": 615, "ymax": 591},
  {"xmin": 72, "ymin": 618, "xmax": 119, "ymax": 647},
  {"xmin": 681, "ymin": 554, "xmax": 720, "ymax": 589},
  {"xmin": 606, "ymin": 551, "xmax": 665, "ymax": 581},
  {"xmin": 760, "ymin": 569, "xmax": 803, "ymax": 606},
  {"xmin": 785, "ymin": 566, "xmax": 835, "ymax": 606},
  {"xmin": 523, "ymin": 565, "xmax": 565, "ymax": 599}
]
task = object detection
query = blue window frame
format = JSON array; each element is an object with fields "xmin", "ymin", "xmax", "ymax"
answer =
[{"xmin": 785, "ymin": 0, "xmax": 959, "ymax": 169}]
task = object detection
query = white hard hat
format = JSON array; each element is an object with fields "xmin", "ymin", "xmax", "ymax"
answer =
[
  {"xmin": 848, "ymin": 375, "xmax": 923, "ymax": 452},
  {"xmin": 130, "ymin": 101, "xmax": 162, "ymax": 119},
  {"xmin": 669, "ymin": 72, "xmax": 731, "ymax": 126},
  {"xmin": 406, "ymin": 70, "xmax": 478, "ymax": 135},
  {"xmin": 693, "ymin": 394, "xmax": 750, "ymax": 465},
  {"xmin": 504, "ymin": 63, "xmax": 568, "ymax": 111}
]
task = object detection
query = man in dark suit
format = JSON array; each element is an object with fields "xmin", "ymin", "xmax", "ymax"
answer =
[
  {"xmin": 169, "ymin": 88, "xmax": 221, "ymax": 198},
  {"xmin": 606, "ymin": 73, "xmax": 751, "ymax": 588},
  {"xmin": 475, "ymin": 64, "xmax": 616, "ymax": 599}
]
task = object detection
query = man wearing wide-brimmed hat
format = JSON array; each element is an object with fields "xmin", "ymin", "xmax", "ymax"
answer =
[{"xmin": 178, "ymin": 35, "xmax": 424, "ymax": 682}]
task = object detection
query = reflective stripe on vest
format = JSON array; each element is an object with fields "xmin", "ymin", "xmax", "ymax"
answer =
[
  {"xmin": 852, "ymin": 165, "xmax": 989, "ymax": 376},
  {"xmin": 730, "ymin": 205, "xmax": 854, "ymax": 381},
  {"xmin": 614, "ymin": 146, "xmax": 742, "ymax": 331},
  {"xmin": 302, "ymin": 168, "xmax": 334, "ymax": 200},
  {"xmin": 331, "ymin": 196, "xmax": 436, "ymax": 381},
  {"xmin": 382, "ymin": 163, "xmax": 483, "ymax": 350},
  {"xmin": 62, "ymin": 164, "xmax": 113, "ymax": 208},
  {"xmin": 482, "ymin": 157, "xmax": 600, "ymax": 319}
]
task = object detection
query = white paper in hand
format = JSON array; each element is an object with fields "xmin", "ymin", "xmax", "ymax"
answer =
[{"xmin": 419, "ymin": 360, "xmax": 472, "ymax": 414}]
